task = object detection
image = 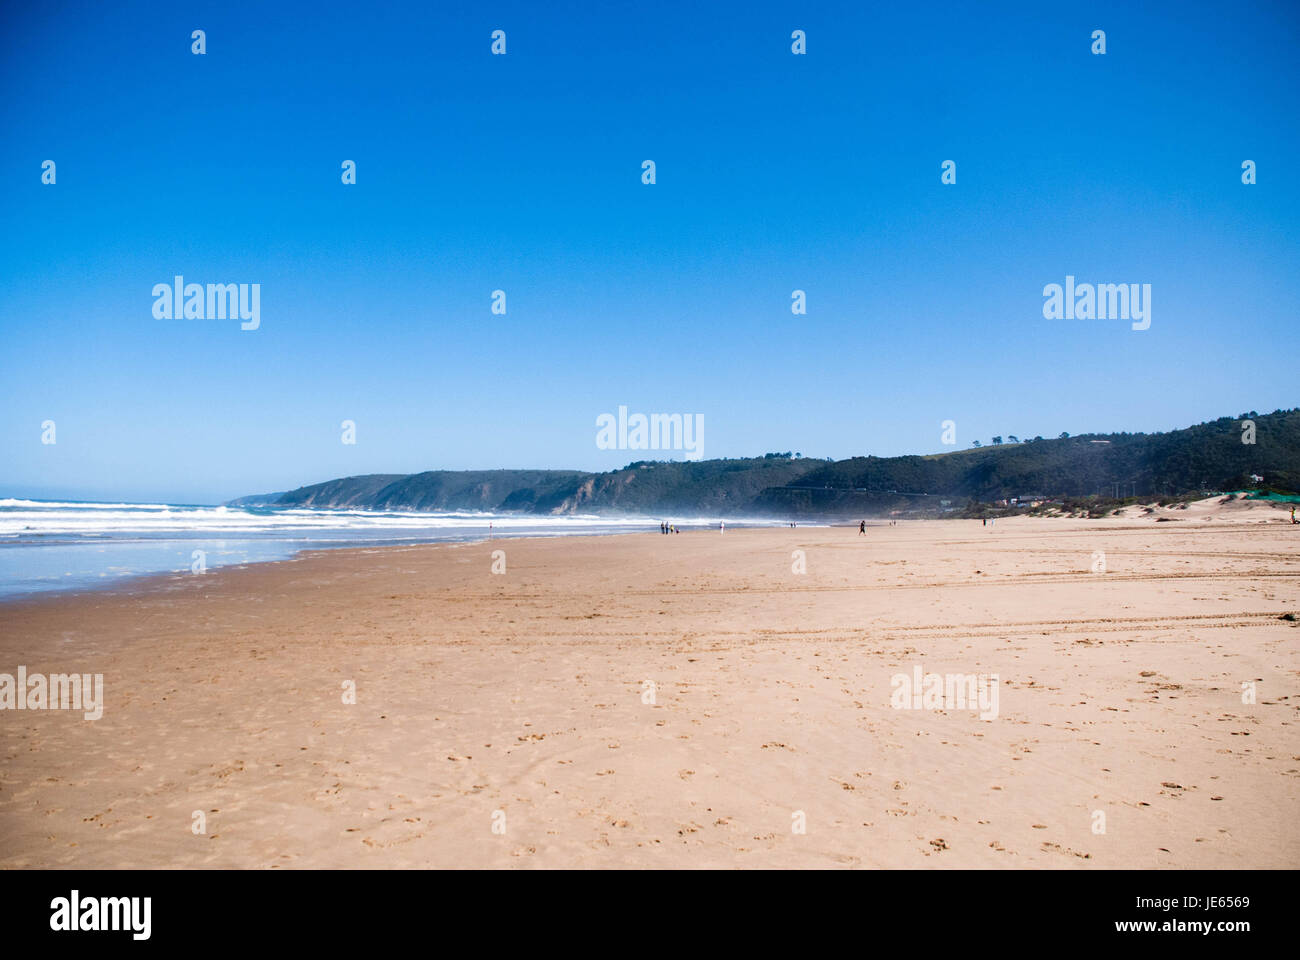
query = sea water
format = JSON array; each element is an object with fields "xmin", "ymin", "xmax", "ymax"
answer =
[{"xmin": 0, "ymin": 499, "xmax": 786, "ymax": 599}]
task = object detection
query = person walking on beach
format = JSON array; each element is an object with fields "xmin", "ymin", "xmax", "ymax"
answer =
[
  {"xmin": 720, "ymin": 521, "xmax": 725, "ymax": 534},
  {"xmin": 859, "ymin": 520, "xmax": 866, "ymax": 535},
  {"xmin": 1292, "ymin": 506, "xmax": 1297, "ymax": 524}
]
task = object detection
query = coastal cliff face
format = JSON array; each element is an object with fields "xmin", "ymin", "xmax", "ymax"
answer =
[
  {"xmin": 276, "ymin": 470, "xmax": 592, "ymax": 514},
  {"xmin": 281, "ymin": 475, "xmax": 407, "ymax": 509},
  {"xmin": 552, "ymin": 477, "xmax": 599, "ymax": 515},
  {"xmin": 240, "ymin": 410, "xmax": 1300, "ymax": 518},
  {"xmin": 268, "ymin": 459, "xmax": 823, "ymax": 517}
]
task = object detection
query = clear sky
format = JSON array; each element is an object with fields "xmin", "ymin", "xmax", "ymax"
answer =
[{"xmin": 2, "ymin": 0, "xmax": 1297, "ymax": 504}]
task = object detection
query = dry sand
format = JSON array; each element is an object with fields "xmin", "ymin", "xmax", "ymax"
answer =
[{"xmin": 1, "ymin": 501, "xmax": 1298, "ymax": 868}]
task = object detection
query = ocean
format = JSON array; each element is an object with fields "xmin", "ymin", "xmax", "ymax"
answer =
[{"xmin": 0, "ymin": 499, "xmax": 784, "ymax": 600}]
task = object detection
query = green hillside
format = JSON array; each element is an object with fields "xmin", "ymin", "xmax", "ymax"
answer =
[{"xmin": 250, "ymin": 409, "xmax": 1300, "ymax": 517}]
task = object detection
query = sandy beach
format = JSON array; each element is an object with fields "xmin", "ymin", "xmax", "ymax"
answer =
[{"xmin": 1, "ymin": 504, "xmax": 1297, "ymax": 869}]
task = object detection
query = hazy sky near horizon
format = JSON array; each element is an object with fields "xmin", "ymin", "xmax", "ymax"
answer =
[{"xmin": 2, "ymin": 0, "xmax": 1298, "ymax": 504}]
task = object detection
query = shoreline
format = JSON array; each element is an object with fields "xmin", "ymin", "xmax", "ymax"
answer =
[
  {"xmin": 0, "ymin": 527, "xmax": 700, "ymax": 608},
  {"xmin": 0, "ymin": 514, "xmax": 839, "ymax": 606},
  {"xmin": 3, "ymin": 497, "xmax": 1289, "ymax": 608}
]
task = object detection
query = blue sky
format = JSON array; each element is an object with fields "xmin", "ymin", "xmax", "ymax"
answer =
[{"xmin": 2, "ymin": 0, "xmax": 1297, "ymax": 504}]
